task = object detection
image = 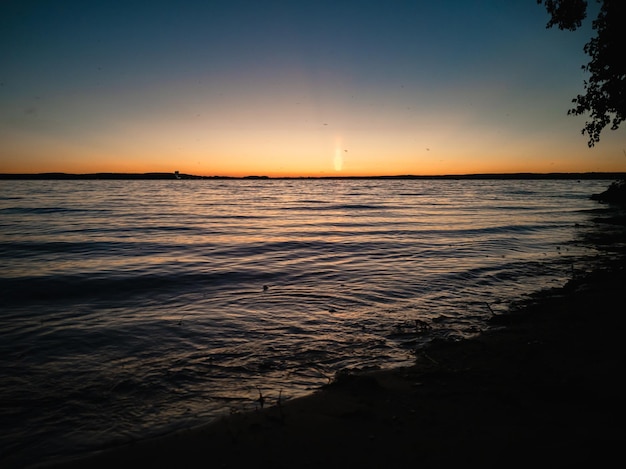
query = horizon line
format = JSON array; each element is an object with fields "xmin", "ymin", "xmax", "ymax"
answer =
[{"xmin": 1, "ymin": 171, "xmax": 625, "ymax": 181}]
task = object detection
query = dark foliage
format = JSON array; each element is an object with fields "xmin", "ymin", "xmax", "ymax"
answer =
[
  {"xmin": 538, "ymin": 0, "xmax": 626, "ymax": 146},
  {"xmin": 540, "ymin": 0, "xmax": 588, "ymax": 29}
]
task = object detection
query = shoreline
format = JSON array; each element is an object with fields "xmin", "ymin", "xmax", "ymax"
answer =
[{"xmin": 38, "ymin": 211, "xmax": 626, "ymax": 468}]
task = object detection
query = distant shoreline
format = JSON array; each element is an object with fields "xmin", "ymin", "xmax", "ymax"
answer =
[{"xmin": 1, "ymin": 172, "xmax": 625, "ymax": 181}]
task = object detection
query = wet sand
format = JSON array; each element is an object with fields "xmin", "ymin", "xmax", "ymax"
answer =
[{"xmin": 42, "ymin": 222, "xmax": 626, "ymax": 468}]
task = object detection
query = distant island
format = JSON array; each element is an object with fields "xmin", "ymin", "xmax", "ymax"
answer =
[{"xmin": 1, "ymin": 172, "xmax": 625, "ymax": 181}]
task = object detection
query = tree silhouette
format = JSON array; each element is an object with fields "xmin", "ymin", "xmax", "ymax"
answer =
[{"xmin": 538, "ymin": 0, "xmax": 625, "ymax": 147}]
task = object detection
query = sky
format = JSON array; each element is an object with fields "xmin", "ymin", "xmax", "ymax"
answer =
[{"xmin": 1, "ymin": 0, "xmax": 624, "ymax": 177}]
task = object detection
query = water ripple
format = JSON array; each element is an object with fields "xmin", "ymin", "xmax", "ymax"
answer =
[{"xmin": 0, "ymin": 178, "xmax": 614, "ymax": 468}]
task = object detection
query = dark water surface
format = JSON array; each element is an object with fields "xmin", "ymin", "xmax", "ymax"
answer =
[{"xmin": 0, "ymin": 178, "xmax": 615, "ymax": 467}]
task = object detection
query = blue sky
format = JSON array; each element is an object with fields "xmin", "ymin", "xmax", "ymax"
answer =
[{"xmin": 1, "ymin": 0, "xmax": 624, "ymax": 176}]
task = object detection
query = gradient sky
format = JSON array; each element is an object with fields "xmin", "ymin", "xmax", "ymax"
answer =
[{"xmin": 1, "ymin": 0, "xmax": 624, "ymax": 177}]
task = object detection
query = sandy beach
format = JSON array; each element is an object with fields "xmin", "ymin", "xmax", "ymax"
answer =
[{"xmin": 40, "ymin": 211, "xmax": 626, "ymax": 469}]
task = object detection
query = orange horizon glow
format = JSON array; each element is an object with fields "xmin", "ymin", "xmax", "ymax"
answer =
[
  {"xmin": 3, "ymin": 160, "xmax": 625, "ymax": 178},
  {"xmin": 2, "ymin": 128, "xmax": 625, "ymax": 177},
  {"xmin": 3, "ymin": 91, "xmax": 625, "ymax": 177}
]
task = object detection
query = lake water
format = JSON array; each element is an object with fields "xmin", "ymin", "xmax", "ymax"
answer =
[{"xmin": 0, "ymin": 178, "xmax": 616, "ymax": 467}]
